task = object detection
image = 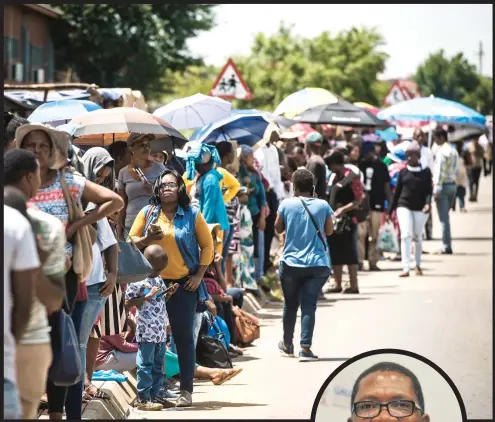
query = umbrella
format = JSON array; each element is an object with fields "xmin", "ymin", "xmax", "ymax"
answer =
[
  {"xmin": 354, "ymin": 102, "xmax": 380, "ymax": 116},
  {"xmin": 447, "ymin": 125, "xmax": 488, "ymax": 143},
  {"xmin": 28, "ymin": 99, "xmax": 102, "ymax": 126},
  {"xmin": 273, "ymin": 87, "xmax": 339, "ymax": 119},
  {"xmin": 376, "ymin": 127, "xmax": 400, "ymax": 142},
  {"xmin": 293, "ymin": 98, "xmax": 389, "ymax": 128},
  {"xmin": 377, "ymin": 95, "xmax": 487, "ymax": 130},
  {"xmin": 190, "ymin": 113, "xmax": 271, "ymax": 146},
  {"xmin": 67, "ymin": 107, "xmax": 188, "ymax": 148},
  {"xmin": 232, "ymin": 109, "xmax": 296, "ymax": 130},
  {"xmin": 152, "ymin": 94, "xmax": 232, "ymax": 130}
]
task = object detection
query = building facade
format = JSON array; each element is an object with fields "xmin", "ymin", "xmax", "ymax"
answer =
[{"xmin": 4, "ymin": 4, "xmax": 60, "ymax": 84}]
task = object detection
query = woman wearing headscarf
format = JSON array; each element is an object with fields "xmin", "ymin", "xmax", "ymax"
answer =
[
  {"xmin": 389, "ymin": 141, "xmax": 433, "ymax": 277},
  {"xmin": 80, "ymin": 148, "xmax": 119, "ymax": 401},
  {"xmin": 128, "ymin": 169, "xmax": 214, "ymax": 407},
  {"xmin": 237, "ymin": 145, "xmax": 267, "ymax": 284},
  {"xmin": 17, "ymin": 123, "xmax": 123, "ymax": 420},
  {"xmin": 117, "ymin": 133, "xmax": 166, "ymax": 239}
]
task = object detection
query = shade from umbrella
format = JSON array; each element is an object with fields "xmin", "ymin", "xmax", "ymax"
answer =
[
  {"xmin": 152, "ymin": 94, "xmax": 232, "ymax": 130},
  {"xmin": 28, "ymin": 100, "xmax": 102, "ymax": 125},
  {"xmin": 378, "ymin": 96, "xmax": 487, "ymax": 129},
  {"xmin": 293, "ymin": 99, "xmax": 389, "ymax": 128},
  {"xmin": 68, "ymin": 107, "xmax": 188, "ymax": 148},
  {"xmin": 354, "ymin": 102, "xmax": 380, "ymax": 116},
  {"xmin": 273, "ymin": 88, "xmax": 339, "ymax": 119},
  {"xmin": 190, "ymin": 113, "xmax": 271, "ymax": 146}
]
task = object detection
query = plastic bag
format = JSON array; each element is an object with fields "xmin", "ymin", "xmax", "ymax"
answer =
[{"xmin": 377, "ymin": 221, "xmax": 399, "ymax": 253}]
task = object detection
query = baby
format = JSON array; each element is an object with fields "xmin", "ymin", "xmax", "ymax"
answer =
[{"xmin": 125, "ymin": 244, "xmax": 178, "ymax": 411}]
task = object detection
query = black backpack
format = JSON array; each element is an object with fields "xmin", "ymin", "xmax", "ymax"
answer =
[{"xmin": 196, "ymin": 335, "xmax": 233, "ymax": 369}]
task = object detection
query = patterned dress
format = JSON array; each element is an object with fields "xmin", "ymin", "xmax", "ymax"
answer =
[{"xmin": 232, "ymin": 204, "xmax": 257, "ymax": 290}]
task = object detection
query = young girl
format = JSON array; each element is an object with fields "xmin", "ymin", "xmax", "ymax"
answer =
[{"xmin": 125, "ymin": 245, "xmax": 178, "ymax": 411}]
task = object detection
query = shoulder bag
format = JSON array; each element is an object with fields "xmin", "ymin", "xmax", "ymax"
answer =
[
  {"xmin": 299, "ymin": 198, "xmax": 327, "ymax": 251},
  {"xmin": 60, "ymin": 168, "xmax": 97, "ymax": 282},
  {"xmin": 232, "ymin": 306, "xmax": 260, "ymax": 346},
  {"xmin": 196, "ymin": 335, "xmax": 233, "ymax": 369}
]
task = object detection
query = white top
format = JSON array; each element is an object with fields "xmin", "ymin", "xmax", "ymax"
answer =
[
  {"xmin": 4, "ymin": 206, "xmax": 40, "ymax": 383},
  {"xmin": 87, "ymin": 218, "xmax": 118, "ymax": 286},
  {"xmin": 420, "ymin": 145, "xmax": 434, "ymax": 170},
  {"xmin": 254, "ymin": 143, "xmax": 285, "ymax": 200}
]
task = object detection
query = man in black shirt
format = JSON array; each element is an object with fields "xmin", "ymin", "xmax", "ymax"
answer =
[
  {"xmin": 305, "ymin": 132, "xmax": 328, "ymax": 200},
  {"xmin": 359, "ymin": 142, "xmax": 393, "ymax": 271}
]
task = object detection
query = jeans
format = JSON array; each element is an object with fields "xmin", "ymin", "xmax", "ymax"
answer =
[
  {"xmin": 279, "ymin": 262, "xmax": 330, "ymax": 348},
  {"xmin": 136, "ymin": 342, "xmax": 166, "ymax": 401},
  {"xmin": 435, "ymin": 183, "xmax": 457, "ymax": 252},
  {"xmin": 221, "ymin": 223, "xmax": 236, "ymax": 274},
  {"xmin": 256, "ymin": 229, "xmax": 265, "ymax": 281},
  {"xmin": 454, "ymin": 185, "xmax": 466, "ymax": 211},
  {"xmin": 226, "ymin": 287, "xmax": 244, "ymax": 308},
  {"xmin": 4, "ymin": 379, "xmax": 21, "ymax": 419},
  {"xmin": 47, "ymin": 299, "xmax": 87, "ymax": 419},
  {"xmin": 396, "ymin": 207, "xmax": 428, "ymax": 272},
  {"xmin": 193, "ymin": 312, "xmax": 203, "ymax": 348},
  {"xmin": 79, "ymin": 283, "xmax": 108, "ymax": 383},
  {"xmin": 165, "ymin": 278, "xmax": 198, "ymax": 393}
]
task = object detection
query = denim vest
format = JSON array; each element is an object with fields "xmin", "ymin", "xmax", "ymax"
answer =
[{"xmin": 142, "ymin": 204, "xmax": 209, "ymax": 303}]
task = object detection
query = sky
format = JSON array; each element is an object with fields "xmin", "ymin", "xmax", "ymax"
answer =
[{"xmin": 188, "ymin": 4, "xmax": 493, "ymax": 80}]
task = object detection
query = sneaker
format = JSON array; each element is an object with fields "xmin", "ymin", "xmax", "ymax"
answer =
[
  {"xmin": 134, "ymin": 399, "xmax": 163, "ymax": 411},
  {"xmin": 369, "ymin": 264, "xmax": 381, "ymax": 271},
  {"xmin": 229, "ymin": 344, "xmax": 244, "ymax": 356},
  {"xmin": 278, "ymin": 341, "xmax": 294, "ymax": 357},
  {"xmin": 152, "ymin": 396, "xmax": 176, "ymax": 408},
  {"xmin": 165, "ymin": 379, "xmax": 180, "ymax": 392},
  {"xmin": 299, "ymin": 349, "xmax": 319, "ymax": 362},
  {"xmin": 176, "ymin": 390, "xmax": 192, "ymax": 407},
  {"xmin": 161, "ymin": 389, "xmax": 179, "ymax": 400}
]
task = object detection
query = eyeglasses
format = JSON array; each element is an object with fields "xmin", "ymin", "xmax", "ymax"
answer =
[
  {"xmin": 353, "ymin": 400, "xmax": 423, "ymax": 418},
  {"xmin": 159, "ymin": 182, "xmax": 178, "ymax": 190}
]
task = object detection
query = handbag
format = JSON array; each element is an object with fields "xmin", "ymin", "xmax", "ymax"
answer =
[
  {"xmin": 232, "ymin": 306, "xmax": 260, "ymax": 346},
  {"xmin": 329, "ymin": 171, "xmax": 358, "ymax": 235},
  {"xmin": 196, "ymin": 335, "xmax": 233, "ymax": 369},
  {"xmin": 48, "ymin": 299, "xmax": 82, "ymax": 387},
  {"xmin": 299, "ymin": 198, "xmax": 327, "ymax": 251},
  {"xmin": 116, "ymin": 223, "xmax": 153, "ymax": 284},
  {"xmin": 60, "ymin": 168, "xmax": 97, "ymax": 282}
]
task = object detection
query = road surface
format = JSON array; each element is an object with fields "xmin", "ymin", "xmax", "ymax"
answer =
[{"xmin": 131, "ymin": 177, "xmax": 492, "ymax": 420}]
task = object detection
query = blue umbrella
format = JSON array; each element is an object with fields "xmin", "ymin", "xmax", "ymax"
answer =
[
  {"xmin": 28, "ymin": 99, "xmax": 102, "ymax": 126},
  {"xmin": 376, "ymin": 127, "xmax": 399, "ymax": 142},
  {"xmin": 190, "ymin": 113, "xmax": 270, "ymax": 146},
  {"xmin": 232, "ymin": 109, "xmax": 296, "ymax": 130},
  {"xmin": 378, "ymin": 95, "xmax": 487, "ymax": 129}
]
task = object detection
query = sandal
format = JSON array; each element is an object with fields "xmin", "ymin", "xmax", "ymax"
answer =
[
  {"xmin": 84, "ymin": 384, "xmax": 111, "ymax": 401},
  {"xmin": 212, "ymin": 368, "xmax": 243, "ymax": 386}
]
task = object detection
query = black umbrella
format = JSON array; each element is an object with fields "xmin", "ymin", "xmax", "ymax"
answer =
[
  {"xmin": 447, "ymin": 125, "xmax": 488, "ymax": 143},
  {"xmin": 292, "ymin": 99, "xmax": 389, "ymax": 128}
]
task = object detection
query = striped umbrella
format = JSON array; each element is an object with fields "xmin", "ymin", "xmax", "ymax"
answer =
[{"xmin": 354, "ymin": 102, "xmax": 380, "ymax": 116}]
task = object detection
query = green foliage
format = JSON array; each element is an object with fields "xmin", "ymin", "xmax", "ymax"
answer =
[
  {"xmin": 414, "ymin": 50, "xmax": 493, "ymax": 115},
  {"xmin": 50, "ymin": 4, "xmax": 216, "ymax": 99}
]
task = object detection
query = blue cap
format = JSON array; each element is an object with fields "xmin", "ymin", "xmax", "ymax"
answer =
[{"xmin": 306, "ymin": 132, "xmax": 323, "ymax": 144}]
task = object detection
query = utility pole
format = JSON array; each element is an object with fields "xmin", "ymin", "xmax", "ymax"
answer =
[{"xmin": 476, "ymin": 41, "xmax": 484, "ymax": 75}]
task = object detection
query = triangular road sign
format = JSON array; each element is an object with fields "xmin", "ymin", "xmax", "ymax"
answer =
[{"xmin": 209, "ymin": 58, "xmax": 254, "ymax": 100}]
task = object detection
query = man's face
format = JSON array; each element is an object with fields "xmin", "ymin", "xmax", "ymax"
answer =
[{"xmin": 349, "ymin": 371, "xmax": 429, "ymax": 422}]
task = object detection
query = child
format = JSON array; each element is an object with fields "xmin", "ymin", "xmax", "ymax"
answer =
[{"xmin": 125, "ymin": 245, "xmax": 179, "ymax": 411}]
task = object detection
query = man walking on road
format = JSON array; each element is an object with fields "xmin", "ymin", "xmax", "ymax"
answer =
[{"xmin": 432, "ymin": 127, "xmax": 458, "ymax": 255}]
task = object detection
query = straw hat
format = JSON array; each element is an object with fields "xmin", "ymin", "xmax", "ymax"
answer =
[{"xmin": 16, "ymin": 123, "xmax": 72, "ymax": 169}]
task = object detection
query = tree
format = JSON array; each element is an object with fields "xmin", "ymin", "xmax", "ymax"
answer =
[
  {"xmin": 414, "ymin": 50, "xmax": 493, "ymax": 115},
  {"xmin": 231, "ymin": 24, "xmax": 389, "ymax": 110},
  {"xmin": 50, "ymin": 4, "xmax": 216, "ymax": 99}
]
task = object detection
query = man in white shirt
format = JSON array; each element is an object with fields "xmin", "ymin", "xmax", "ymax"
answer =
[
  {"xmin": 4, "ymin": 203, "xmax": 40, "ymax": 420},
  {"xmin": 254, "ymin": 128, "xmax": 285, "ymax": 273}
]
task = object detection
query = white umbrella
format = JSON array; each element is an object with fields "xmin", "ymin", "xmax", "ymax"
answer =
[{"xmin": 153, "ymin": 93, "xmax": 232, "ymax": 131}]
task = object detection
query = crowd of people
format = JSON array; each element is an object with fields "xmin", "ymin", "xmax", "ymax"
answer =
[{"xmin": 3, "ymin": 110, "xmax": 492, "ymax": 418}]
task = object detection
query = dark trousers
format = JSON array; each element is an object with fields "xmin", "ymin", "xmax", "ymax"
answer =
[
  {"xmin": 279, "ymin": 262, "xmax": 330, "ymax": 348},
  {"xmin": 226, "ymin": 287, "xmax": 244, "ymax": 309},
  {"xmin": 165, "ymin": 278, "xmax": 198, "ymax": 393},
  {"xmin": 264, "ymin": 189, "xmax": 279, "ymax": 273},
  {"xmin": 468, "ymin": 167, "xmax": 482, "ymax": 200},
  {"xmin": 47, "ymin": 268, "xmax": 87, "ymax": 419},
  {"xmin": 453, "ymin": 185, "xmax": 466, "ymax": 211},
  {"xmin": 214, "ymin": 301, "xmax": 237, "ymax": 345},
  {"xmin": 483, "ymin": 157, "xmax": 492, "ymax": 176}
]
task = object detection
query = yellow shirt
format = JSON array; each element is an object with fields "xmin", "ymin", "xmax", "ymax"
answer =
[
  {"xmin": 129, "ymin": 208, "xmax": 214, "ymax": 280},
  {"xmin": 183, "ymin": 167, "xmax": 240, "ymax": 204}
]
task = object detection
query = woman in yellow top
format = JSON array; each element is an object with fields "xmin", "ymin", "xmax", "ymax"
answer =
[{"xmin": 129, "ymin": 169, "xmax": 213, "ymax": 407}]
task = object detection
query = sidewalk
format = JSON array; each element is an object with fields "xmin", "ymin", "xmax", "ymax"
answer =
[{"xmin": 131, "ymin": 177, "xmax": 493, "ymax": 420}]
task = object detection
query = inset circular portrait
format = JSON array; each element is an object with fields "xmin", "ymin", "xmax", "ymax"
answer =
[{"xmin": 312, "ymin": 349, "xmax": 466, "ymax": 422}]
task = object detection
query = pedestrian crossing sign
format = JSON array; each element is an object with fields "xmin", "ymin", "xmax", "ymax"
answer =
[{"xmin": 209, "ymin": 58, "xmax": 254, "ymax": 100}]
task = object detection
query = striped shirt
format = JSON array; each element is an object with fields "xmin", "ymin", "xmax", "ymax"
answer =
[{"xmin": 433, "ymin": 143, "xmax": 459, "ymax": 194}]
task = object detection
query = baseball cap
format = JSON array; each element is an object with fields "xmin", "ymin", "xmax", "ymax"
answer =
[{"xmin": 305, "ymin": 131, "xmax": 323, "ymax": 145}]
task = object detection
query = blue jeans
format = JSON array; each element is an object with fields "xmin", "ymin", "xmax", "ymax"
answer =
[
  {"xmin": 279, "ymin": 262, "xmax": 330, "ymax": 348},
  {"xmin": 4, "ymin": 379, "xmax": 21, "ymax": 419},
  {"xmin": 255, "ymin": 229, "xmax": 265, "ymax": 281},
  {"xmin": 165, "ymin": 278, "xmax": 198, "ymax": 393},
  {"xmin": 436, "ymin": 183, "xmax": 457, "ymax": 252},
  {"xmin": 79, "ymin": 283, "xmax": 108, "ymax": 382},
  {"xmin": 136, "ymin": 342, "xmax": 166, "ymax": 401},
  {"xmin": 226, "ymin": 287, "xmax": 244, "ymax": 308},
  {"xmin": 221, "ymin": 223, "xmax": 236, "ymax": 274}
]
